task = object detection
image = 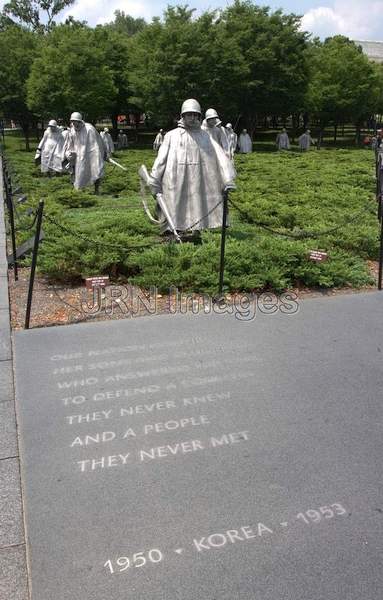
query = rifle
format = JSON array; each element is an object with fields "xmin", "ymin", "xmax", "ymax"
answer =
[
  {"xmin": 108, "ymin": 157, "xmax": 127, "ymax": 171},
  {"xmin": 138, "ymin": 164, "xmax": 182, "ymax": 243}
]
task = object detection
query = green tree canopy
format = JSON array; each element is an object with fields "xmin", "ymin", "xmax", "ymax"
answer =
[
  {"xmin": 27, "ymin": 23, "xmax": 117, "ymax": 122},
  {"xmin": 217, "ymin": 0, "xmax": 309, "ymax": 131},
  {"xmin": 1, "ymin": 0, "xmax": 75, "ymax": 33},
  {"xmin": 93, "ymin": 25, "xmax": 135, "ymax": 133},
  {"xmin": 128, "ymin": 1, "xmax": 309, "ymax": 131},
  {"xmin": 0, "ymin": 24, "xmax": 38, "ymax": 148},
  {"xmin": 107, "ymin": 10, "xmax": 146, "ymax": 36},
  {"xmin": 306, "ymin": 36, "xmax": 381, "ymax": 132}
]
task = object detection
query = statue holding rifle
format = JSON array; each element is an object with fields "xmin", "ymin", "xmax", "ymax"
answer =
[
  {"xmin": 64, "ymin": 112, "xmax": 105, "ymax": 194},
  {"xmin": 139, "ymin": 98, "xmax": 236, "ymax": 241}
]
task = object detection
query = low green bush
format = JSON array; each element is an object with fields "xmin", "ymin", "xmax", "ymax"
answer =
[{"xmin": 4, "ymin": 132, "xmax": 378, "ymax": 292}]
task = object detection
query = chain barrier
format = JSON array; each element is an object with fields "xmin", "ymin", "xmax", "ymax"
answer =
[
  {"xmin": 42, "ymin": 196, "xmax": 226, "ymax": 252},
  {"xmin": 183, "ymin": 197, "xmax": 224, "ymax": 232},
  {"xmin": 14, "ymin": 210, "xmax": 38, "ymax": 232},
  {"xmin": 228, "ymin": 196, "xmax": 375, "ymax": 240}
]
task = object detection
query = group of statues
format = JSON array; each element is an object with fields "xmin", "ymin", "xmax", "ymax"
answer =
[
  {"xmin": 34, "ymin": 114, "xmax": 130, "ymax": 192},
  {"xmin": 144, "ymin": 99, "xmax": 236, "ymax": 235},
  {"xmin": 153, "ymin": 112, "xmax": 253, "ymax": 158},
  {"xmin": 276, "ymin": 128, "xmax": 316, "ymax": 151},
  {"xmin": 34, "ymin": 100, "xmax": 317, "ymax": 238}
]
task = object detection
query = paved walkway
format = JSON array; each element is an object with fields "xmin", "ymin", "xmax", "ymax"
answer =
[{"xmin": 0, "ymin": 157, "xmax": 29, "ymax": 599}]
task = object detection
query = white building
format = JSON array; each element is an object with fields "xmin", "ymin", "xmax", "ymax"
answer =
[{"xmin": 354, "ymin": 40, "xmax": 383, "ymax": 63}]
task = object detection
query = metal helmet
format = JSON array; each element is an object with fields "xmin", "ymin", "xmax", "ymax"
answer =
[
  {"xmin": 48, "ymin": 119, "xmax": 57, "ymax": 127},
  {"xmin": 205, "ymin": 108, "xmax": 219, "ymax": 120},
  {"xmin": 70, "ymin": 111, "xmax": 83, "ymax": 122},
  {"xmin": 226, "ymin": 123, "xmax": 232, "ymax": 129},
  {"xmin": 103, "ymin": 127, "xmax": 109, "ymax": 132},
  {"xmin": 181, "ymin": 99, "xmax": 201, "ymax": 115}
]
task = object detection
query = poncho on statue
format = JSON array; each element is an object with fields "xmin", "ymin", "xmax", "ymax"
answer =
[
  {"xmin": 225, "ymin": 123, "xmax": 238, "ymax": 160},
  {"xmin": 100, "ymin": 128, "xmax": 114, "ymax": 158},
  {"xmin": 148, "ymin": 100, "xmax": 236, "ymax": 232},
  {"xmin": 276, "ymin": 130, "xmax": 290, "ymax": 150},
  {"xmin": 299, "ymin": 131, "xmax": 315, "ymax": 151},
  {"xmin": 238, "ymin": 130, "xmax": 252, "ymax": 153},
  {"xmin": 35, "ymin": 120, "xmax": 65, "ymax": 173},
  {"xmin": 65, "ymin": 119, "xmax": 105, "ymax": 190},
  {"xmin": 201, "ymin": 109, "xmax": 230, "ymax": 156}
]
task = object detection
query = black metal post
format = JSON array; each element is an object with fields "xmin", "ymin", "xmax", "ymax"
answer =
[
  {"xmin": 6, "ymin": 179, "xmax": 18, "ymax": 281},
  {"xmin": 218, "ymin": 189, "xmax": 229, "ymax": 297},
  {"xmin": 25, "ymin": 200, "xmax": 44, "ymax": 329}
]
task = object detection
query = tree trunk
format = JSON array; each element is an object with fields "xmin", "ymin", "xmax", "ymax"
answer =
[
  {"xmin": 355, "ymin": 123, "xmax": 361, "ymax": 145},
  {"xmin": 248, "ymin": 114, "xmax": 257, "ymax": 142},
  {"xmin": 303, "ymin": 112, "xmax": 309, "ymax": 129},
  {"xmin": 111, "ymin": 114, "xmax": 118, "ymax": 141},
  {"xmin": 334, "ymin": 123, "xmax": 338, "ymax": 143},
  {"xmin": 20, "ymin": 122, "xmax": 30, "ymax": 151},
  {"xmin": 291, "ymin": 113, "xmax": 299, "ymax": 144},
  {"xmin": 317, "ymin": 123, "xmax": 325, "ymax": 150}
]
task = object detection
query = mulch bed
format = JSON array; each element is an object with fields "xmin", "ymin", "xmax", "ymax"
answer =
[{"xmin": 7, "ymin": 262, "xmax": 380, "ymax": 330}]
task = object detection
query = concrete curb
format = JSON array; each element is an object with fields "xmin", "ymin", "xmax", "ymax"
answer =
[{"xmin": 0, "ymin": 155, "xmax": 29, "ymax": 599}]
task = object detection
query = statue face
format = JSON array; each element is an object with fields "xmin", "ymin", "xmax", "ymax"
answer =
[
  {"xmin": 183, "ymin": 112, "xmax": 200, "ymax": 127},
  {"xmin": 206, "ymin": 117, "xmax": 217, "ymax": 128},
  {"xmin": 71, "ymin": 120, "xmax": 84, "ymax": 132}
]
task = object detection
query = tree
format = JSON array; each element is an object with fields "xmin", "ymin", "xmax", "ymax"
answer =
[
  {"xmin": 94, "ymin": 25, "xmax": 135, "ymax": 136},
  {"xmin": 0, "ymin": 25, "xmax": 38, "ymax": 149},
  {"xmin": 27, "ymin": 24, "xmax": 117, "ymax": 123},
  {"xmin": 2, "ymin": 0, "xmax": 75, "ymax": 33},
  {"xmin": 129, "ymin": 6, "xmax": 242, "ymax": 126},
  {"xmin": 128, "ymin": 1, "xmax": 309, "ymax": 134},
  {"xmin": 216, "ymin": 0, "xmax": 310, "ymax": 135},
  {"xmin": 108, "ymin": 10, "xmax": 146, "ymax": 36},
  {"xmin": 306, "ymin": 36, "xmax": 381, "ymax": 143}
]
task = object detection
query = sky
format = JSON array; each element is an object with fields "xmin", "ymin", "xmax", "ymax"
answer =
[{"xmin": 1, "ymin": 0, "xmax": 383, "ymax": 40}]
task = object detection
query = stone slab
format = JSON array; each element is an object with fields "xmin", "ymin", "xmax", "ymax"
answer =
[
  {"xmin": 13, "ymin": 292, "xmax": 383, "ymax": 600},
  {"xmin": 0, "ymin": 401, "xmax": 17, "ymax": 459},
  {"xmin": 0, "ymin": 458, "xmax": 24, "ymax": 547},
  {"xmin": 0, "ymin": 276, "xmax": 9, "ymax": 309},
  {"xmin": 0, "ymin": 361, "xmax": 13, "ymax": 403},
  {"xmin": 0, "ymin": 546, "xmax": 29, "ymax": 600},
  {"xmin": 0, "ymin": 309, "xmax": 11, "ymax": 360},
  {"xmin": 0, "ymin": 256, "xmax": 7, "ymax": 278}
]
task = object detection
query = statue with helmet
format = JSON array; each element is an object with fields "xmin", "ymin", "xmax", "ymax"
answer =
[
  {"xmin": 100, "ymin": 127, "xmax": 114, "ymax": 159},
  {"xmin": 139, "ymin": 98, "xmax": 236, "ymax": 239},
  {"xmin": 34, "ymin": 119, "xmax": 65, "ymax": 175},
  {"xmin": 64, "ymin": 111, "xmax": 105, "ymax": 193},
  {"xmin": 201, "ymin": 108, "xmax": 230, "ymax": 156},
  {"xmin": 225, "ymin": 123, "xmax": 238, "ymax": 160}
]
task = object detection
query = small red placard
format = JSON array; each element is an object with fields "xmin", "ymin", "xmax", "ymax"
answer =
[
  {"xmin": 308, "ymin": 250, "xmax": 328, "ymax": 262},
  {"xmin": 85, "ymin": 276, "xmax": 110, "ymax": 290}
]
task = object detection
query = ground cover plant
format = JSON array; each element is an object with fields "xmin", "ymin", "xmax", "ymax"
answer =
[{"xmin": 3, "ymin": 129, "xmax": 378, "ymax": 294}]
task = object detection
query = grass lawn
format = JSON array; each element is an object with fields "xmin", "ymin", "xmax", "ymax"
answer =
[{"xmin": 2, "ymin": 128, "xmax": 379, "ymax": 294}]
